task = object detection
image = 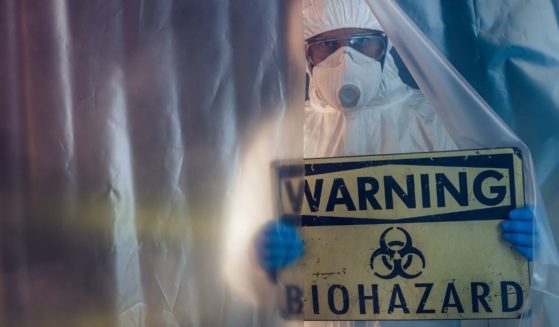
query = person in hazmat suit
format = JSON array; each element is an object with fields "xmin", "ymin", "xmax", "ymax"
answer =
[{"xmin": 225, "ymin": 0, "xmax": 535, "ymax": 326}]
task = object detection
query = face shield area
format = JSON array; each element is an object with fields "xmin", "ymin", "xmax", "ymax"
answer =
[
  {"xmin": 311, "ymin": 46, "xmax": 384, "ymax": 109},
  {"xmin": 306, "ymin": 28, "xmax": 387, "ymax": 110},
  {"xmin": 305, "ymin": 28, "xmax": 387, "ymax": 67}
]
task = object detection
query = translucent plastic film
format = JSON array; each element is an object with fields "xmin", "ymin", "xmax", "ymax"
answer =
[
  {"xmin": 0, "ymin": 1, "xmax": 304, "ymax": 326},
  {"xmin": 366, "ymin": 0, "xmax": 559, "ymax": 325},
  {"xmin": 395, "ymin": 0, "xmax": 559, "ymax": 246}
]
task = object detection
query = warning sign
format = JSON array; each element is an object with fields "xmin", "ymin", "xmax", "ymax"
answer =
[{"xmin": 276, "ymin": 148, "xmax": 529, "ymax": 320}]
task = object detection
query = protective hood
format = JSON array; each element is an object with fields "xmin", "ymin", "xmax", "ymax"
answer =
[{"xmin": 303, "ymin": 0, "xmax": 383, "ymax": 39}]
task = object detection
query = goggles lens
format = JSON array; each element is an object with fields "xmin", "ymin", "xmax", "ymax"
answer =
[{"xmin": 306, "ymin": 33, "xmax": 387, "ymax": 66}]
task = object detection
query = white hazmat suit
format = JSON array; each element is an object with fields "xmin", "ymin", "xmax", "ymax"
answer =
[{"xmin": 224, "ymin": 0, "xmax": 514, "ymax": 326}]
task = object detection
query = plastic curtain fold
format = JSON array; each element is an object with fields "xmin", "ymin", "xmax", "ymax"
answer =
[
  {"xmin": 0, "ymin": 0, "xmax": 304, "ymax": 326},
  {"xmin": 366, "ymin": 0, "xmax": 559, "ymax": 325},
  {"xmin": 1, "ymin": 0, "xmax": 557, "ymax": 326},
  {"xmin": 394, "ymin": 0, "xmax": 559, "ymax": 246}
]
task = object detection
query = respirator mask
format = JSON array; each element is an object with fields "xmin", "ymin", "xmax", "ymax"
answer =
[{"xmin": 306, "ymin": 31, "xmax": 387, "ymax": 110}]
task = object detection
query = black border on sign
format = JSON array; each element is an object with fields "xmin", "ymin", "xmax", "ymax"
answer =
[
  {"xmin": 300, "ymin": 148, "xmax": 521, "ymax": 227},
  {"xmin": 274, "ymin": 148, "xmax": 530, "ymax": 321}
]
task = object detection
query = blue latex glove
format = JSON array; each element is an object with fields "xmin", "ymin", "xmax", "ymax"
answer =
[
  {"xmin": 501, "ymin": 207, "xmax": 535, "ymax": 261},
  {"xmin": 255, "ymin": 220, "xmax": 304, "ymax": 281}
]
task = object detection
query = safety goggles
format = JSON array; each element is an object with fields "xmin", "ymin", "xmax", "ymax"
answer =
[{"xmin": 305, "ymin": 32, "xmax": 387, "ymax": 66}]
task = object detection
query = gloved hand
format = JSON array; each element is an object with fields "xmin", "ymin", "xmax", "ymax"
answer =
[
  {"xmin": 501, "ymin": 207, "xmax": 535, "ymax": 261},
  {"xmin": 255, "ymin": 220, "xmax": 304, "ymax": 282}
]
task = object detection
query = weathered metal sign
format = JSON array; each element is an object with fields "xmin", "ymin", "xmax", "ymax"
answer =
[{"xmin": 276, "ymin": 148, "xmax": 529, "ymax": 320}]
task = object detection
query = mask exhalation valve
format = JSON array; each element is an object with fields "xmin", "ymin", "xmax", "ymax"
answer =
[{"xmin": 339, "ymin": 84, "xmax": 361, "ymax": 108}]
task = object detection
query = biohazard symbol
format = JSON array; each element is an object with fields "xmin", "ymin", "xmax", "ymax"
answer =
[{"xmin": 369, "ymin": 227, "xmax": 425, "ymax": 280}]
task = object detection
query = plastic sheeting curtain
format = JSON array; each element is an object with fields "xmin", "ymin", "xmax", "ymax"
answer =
[
  {"xmin": 2, "ymin": 0, "xmax": 559, "ymax": 326},
  {"xmin": 0, "ymin": 0, "xmax": 304, "ymax": 326},
  {"xmin": 367, "ymin": 0, "xmax": 559, "ymax": 325},
  {"xmin": 395, "ymin": 0, "xmax": 559, "ymax": 242}
]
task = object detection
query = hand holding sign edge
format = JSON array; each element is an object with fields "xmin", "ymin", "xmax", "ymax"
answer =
[
  {"xmin": 501, "ymin": 207, "xmax": 535, "ymax": 261},
  {"xmin": 255, "ymin": 220, "xmax": 305, "ymax": 282}
]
